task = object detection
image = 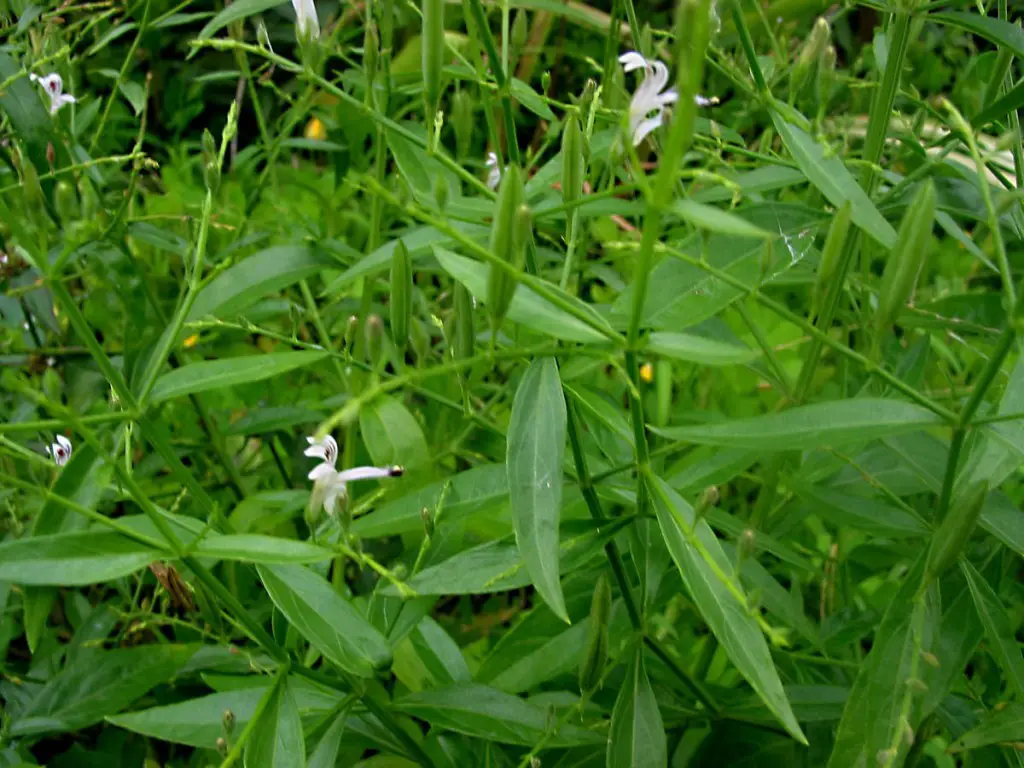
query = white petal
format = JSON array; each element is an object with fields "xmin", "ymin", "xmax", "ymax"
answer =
[
  {"xmin": 486, "ymin": 166, "xmax": 502, "ymax": 190},
  {"xmin": 323, "ymin": 483, "xmax": 346, "ymax": 515},
  {"xmin": 303, "ymin": 434, "xmax": 337, "ymax": 466},
  {"xmin": 694, "ymin": 94, "xmax": 718, "ymax": 107},
  {"xmin": 308, "ymin": 463, "xmax": 337, "ymax": 482},
  {"xmin": 55, "ymin": 435, "xmax": 72, "ymax": 452},
  {"xmin": 659, "ymin": 88, "xmax": 679, "ymax": 106},
  {"xmin": 618, "ymin": 51, "xmax": 649, "ymax": 73},
  {"xmin": 335, "ymin": 465, "xmax": 402, "ymax": 483},
  {"xmin": 632, "ymin": 112, "xmax": 665, "ymax": 146},
  {"xmin": 485, "ymin": 151, "xmax": 499, "ymax": 169},
  {"xmin": 51, "ymin": 93, "xmax": 75, "ymax": 114}
]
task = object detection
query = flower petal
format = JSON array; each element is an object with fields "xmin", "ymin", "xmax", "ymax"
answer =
[
  {"xmin": 659, "ymin": 88, "xmax": 679, "ymax": 106},
  {"xmin": 55, "ymin": 435, "xmax": 72, "ymax": 452},
  {"xmin": 649, "ymin": 60, "xmax": 671, "ymax": 95},
  {"xmin": 304, "ymin": 434, "xmax": 338, "ymax": 466},
  {"xmin": 618, "ymin": 51, "xmax": 649, "ymax": 73},
  {"xmin": 335, "ymin": 465, "xmax": 403, "ymax": 483},
  {"xmin": 632, "ymin": 112, "xmax": 665, "ymax": 146},
  {"xmin": 308, "ymin": 463, "xmax": 337, "ymax": 482}
]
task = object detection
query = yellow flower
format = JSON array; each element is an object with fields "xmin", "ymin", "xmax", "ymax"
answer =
[
  {"xmin": 304, "ymin": 117, "xmax": 327, "ymax": 141},
  {"xmin": 639, "ymin": 362, "xmax": 654, "ymax": 383}
]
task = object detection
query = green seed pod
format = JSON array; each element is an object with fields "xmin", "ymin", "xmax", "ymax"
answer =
[
  {"xmin": 422, "ymin": 0, "xmax": 445, "ymax": 123},
  {"xmin": 511, "ymin": 9, "xmax": 529, "ymax": 59},
  {"xmin": 486, "ymin": 164, "xmax": 524, "ymax": 331},
  {"xmin": 344, "ymin": 314, "xmax": 359, "ymax": 351},
  {"xmin": 53, "ymin": 180, "xmax": 79, "ymax": 225},
  {"xmin": 792, "ymin": 17, "xmax": 830, "ymax": 95},
  {"xmin": 811, "ymin": 200, "xmax": 853, "ymax": 319},
  {"xmin": 452, "ymin": 90, "xmax": 474, "ymax": 160},
  {"xmin": 579, "ymin": 573, "xmax": 612, "ymax": 693},
  {"xmin": 654, "ymin": 358, "xmax": 672, "ymax": 427},
  {"xmin": 540, "ymin": 71, "xmax": 551, "ymax": 95},
  {"xmin": 364, "ymin": 21, "xmax": 380, "ymax": 100},
  {"xmin": 201, "ymin": 129, "xmax": 219, "ymax": 192},
  {"xmin": 409, "ymin": 316, "xmax": 429, "ymax": 361},
  {"xmin": 923, "ymin": 481, "xmax": 988, "ymax": 588},
  {"xmin": 454, "ymin": 282, "xmax": 474, "ymax": 360},
  {"xmin": 78, "ymin": 178, "xmax": 99, "ymax": 221},
  {"xmin": 365, "ymin": 313, "xmax": 385, "ymax": 367},
  {"xmin": 390, "ymin": 241, "xmax": 412, "ymax": 352},
  {"xmin": 561, "ymin": 111, "xmax": 584, "ymax": 206},
  {"xmin": 877, "ymin": 180, "xmax": 936, "ymax": 333},
  {"xmin": 433, "ymin": 175, "xmax": 449, "ymax": 212},
  {"xmin": 13, "ymin": 147, "xmax": 43, "ymax": 211}
]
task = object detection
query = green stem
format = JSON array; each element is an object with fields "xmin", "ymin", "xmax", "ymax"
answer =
[{"xmin": 89, "ymin": 0, "xmax": 151, "ymax": 154}]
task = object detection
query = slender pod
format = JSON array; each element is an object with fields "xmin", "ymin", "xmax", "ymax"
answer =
[
  {"xmin": 579, "ymin": 573, "xmax": 612, "ymax": 693},
  {"xmin": 422, "ymin": 0, "xmax": 445, "ymax": 125},
  {"xmin": 877, "ymin": 180, "xmax": 936, "ymax": 334},
  {"xmin": 390, "ymin": 240, "xmax": 412, "ymax": 352},
  {"xmin": 922, "ymin": 481, "xmax": 988, "ymax": 590},
  {"xmin": 561, "ymin": 111, "xmax": 584, "ymax": 206},
  {"xmin": 486, "ymin": 164, "xmax": 524, "ymax": 331},
  {"xmin": 454, "ymin": 282, "xmax": 475, "ymax": 360},
  {"xmin": 811, "ymin": 201, "xmax": 853, "ymax": 319}
]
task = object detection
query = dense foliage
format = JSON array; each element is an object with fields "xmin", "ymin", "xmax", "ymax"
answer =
[{"xmin": 1, "ymin": 0, "xmax": 1023, "ymax": 765}]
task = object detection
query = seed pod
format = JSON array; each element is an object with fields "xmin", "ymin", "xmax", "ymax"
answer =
[
  {"xmin": 578, "ymin": 573, "xmax": 612, "ymax": 693},
  {"xmin": 13, "ymin": 147, "xmax": 43, "ymax": 210},
  {"xmin": 511, "ymin": 9, "xmax": 529, "ymax": 60},
  {"xmin": 433, "ymin": 175, "xmax": 449, "ymax": 212},
  {"xmin": 654, "ymin": 359, "xmax": 672, "ymax": 427},
  {"xmin": 452, "ymin": 90, "xmax": 473, "ymax": 160},
  {"xmin": 486, "ymin": 164, "xmax": 524, "ymax": 331},
  {"xmin": 922, "ymin": 481, "xmax": 988, "ymax": 588},
  {"xmin": 454, "ymin": 282, "xmax": 474, "ymax": 360},
  {"xmin": 365, "ymin": 313, "xmax": 385, "ymax": 367},
  {"xmin": 201, "ymin": 128, "xmax": 219, "ymax": 192},
  {"xmin": 561, "ymin": 112, "xmax": 584, "ymax": 206},
  {"xmin": 409, "ymin": 316, "xmax": 430, "ymax": 361},
  {"xmin": 390, "ymin": 241, "xmax": 412, "ymax": 352},
  {"xmin": 811, "ymin": 201, "xmax": 853, "ymax": 319},
  {"xmin": 877, "ymin": 180, "xmax": 936, "ymax": 333},
  {"xmin": 364, "ymin": 21, "xmax": 380, "ymax": 102},
  {"xmin": 422, "ymin": 0, "xmax": 445, "ymax": 123}
]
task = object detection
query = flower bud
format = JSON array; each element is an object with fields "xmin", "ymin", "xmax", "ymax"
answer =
[
  {"xmin": 422, "ymin": 0, "xmax": 445, "ymax": 124},
  {"xmin": 452, "ymin": 90, "xmax": 473, "ymax": 160},
  {"xmin": 222, "ymin": 708, "xmax": 235, "ymax": 735},
  {"xmin": 486, "ymin": 164, "xmax": 524, "ymax": 332},
  {"xmin": 578, "ymin": 573, "xmax": 611, "ymax": 693},
  {"xmin": 792, "ymin": 17, "xmax": 830, "ymax": 95},
  {"xmin": 201, "ymin": 128, "xmax": 219, "ymax": 192},
  {"xmin": 344, "ymin": 314, "xmax": 359, "ymax": 350},
  {"xmin": 877, "ymin": 180, "xmax": 936, "ymax": 334},
  {"xmin": 511, "ymin": 9, "xmax": 529, "ymax": 59},
  {"xmin": 454, "ymin": 282, "xmax": 474, "ymax": 360},
  {"xmin": 541, "ymin": 71, "xmax": 551, "ymax": 95},
  {"xmin": 561, "ymin": 111, "xmax": 584, "ymax": 206},
  {"xmin": 390, "ymin": 242, "xmax": 413, "ymax": 352},
  {"xmin": 216, "ymin": 737, "xmax": 228, "ymax": 756}
]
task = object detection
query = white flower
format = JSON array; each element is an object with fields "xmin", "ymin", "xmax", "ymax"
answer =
[
  {"xmin": 291, "ymin": 0, "xmax": 319, "ymax": 40},
  {"xmin": 618, "ymin": 52, "xmax": 715, "ymax": 146},
  {"xmin": 304, "ymin": 435, "xmax": 402, "ymax": 516},
  {"xmin": 46, "ymin": 435, "xmax": 72, "ymax": 466},
  {"xmin": 485, "ymin": 151, "xmax": 503, "ymax": 190},
  {"xmin": 29, "ymin": 73, "xmax": 76, "ymax": 115}
]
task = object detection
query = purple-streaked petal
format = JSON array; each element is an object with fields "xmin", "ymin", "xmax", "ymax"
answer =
[{"xmin": 649, "ymin": 61, "xmax": 671, "ymax": 94}]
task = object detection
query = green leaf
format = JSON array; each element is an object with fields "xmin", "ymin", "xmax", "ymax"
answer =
[
  {"xmin": 224, "ymin": 405, "xmax": 326, "ymax": 436},
  {"xmin": 10, "ymin": 645, "xmax": 196, "ymax": 736},
  {"xmin": 770, "ymin": 117, "xmax": 897, "ymax": 248},
  {"xmin": 949, "ymin": 702, "xmax": 1024, "ymax": 752},
  {"xmin": 387, "ymin": 128, "xmax": 461, "ymax": 209},
  {"xmin": 607, "ymin": 646, "xmax": 667, "ymax": 767},
  {"xmin": 673, "ymin": 200, "xmax": 773, "ymax": 238},
  {"xmin": 393, "ymin": 616, "xmax": 472, "ymax": 692},
  {"xmin": 647, "ymin": 475, "xmax": 806, "ymax": 744},
  {"xmin": 434, "ymin": 246, "xmax": 609, "ymax": 343},
  {"xmin": 187, "ymin": 246, "xmax": 343, "ymax": 323},
  {"xmin": 244, "ymin": 677, "xmax": 305, "ymax": 768},
  {"xmin": 787, "ymin": 481, "xmax": 928, "ymax": 538},
  {"xmin": 646, "ymin": 331, "xmax": 758, "ymax": 366},
  {"xmin": 196, "ymin": 0, "xmax": 288, "ymax": 41},
  {"xmin": 510, "ymin": 78, "xmax": 556, "ymax": 120},
  {"xmin": 507, "ymin": 358, "xmax": 569, "ymax": 622},
  {"xmin": 933, "ymin": 11, "xmax": 1024, "ymax": 59},
  {"xmin": 980, "ymin": 491, "xmax": 1024, "ymax": 559},
  {"xmin": 393, "ymin": 684, "xmax": 602, "ymax": 747},
  {"xmin": 308, "ymin": 708, "xmax": 349, "ymax": 768},
  {"xmin": 195, "ymin": 534, "xmax": 335, "ymax": 564},
  {"xmin": 0, "ymin": 52, "xmax": 55, "ymax": 171},
  {"xmin": 973, "ymin": 76, "xmax": 1024, "ymax": 127},
  {"xmin": 656, "ymin": 399, "xmax": 942, "ymax": 451},
  {"xmin": 961, "ymin": 560, "xmax": 1024, "ymax": 699},
  {"xmin": 359, "ymin": 394, "xmax": 431, "ymax": 472},
  {"xmin": 827, "ymin": 558, "xmax": 939, "ymax": 768},
  {"xmin": 353, "ymin": 464, "xmax": 508, "ymax": 538},
  {"xmin": 149, "ymin": 351, "xmax": 328, "ymax": 404},
  {"xmin": 258, "ymin": 564, "xmax": 393, "ymax": 677},
  {"xmin": 396, "ymin": 519, "xmax": 630, "ymax": 596},
  {"xmin": 0, "ymin": 531, "xmax": 166, "ymax": 586}
]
